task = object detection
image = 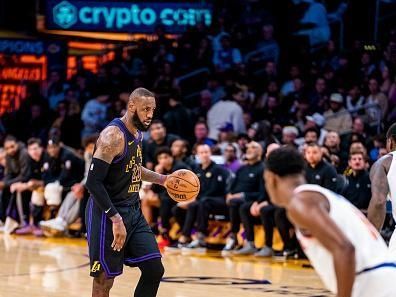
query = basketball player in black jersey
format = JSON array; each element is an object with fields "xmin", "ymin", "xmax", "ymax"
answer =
[{"xmin": 85, "ymin": 88, "xmax": 167, "ymax": 297}]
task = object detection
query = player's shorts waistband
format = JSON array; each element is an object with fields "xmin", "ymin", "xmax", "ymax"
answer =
[{"xmin": 356, "ymin": 262, "xmax": 396, "ymax": 276}]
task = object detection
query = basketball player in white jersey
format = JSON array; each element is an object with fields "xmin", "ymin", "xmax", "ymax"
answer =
[
  {"xmin": 264, "ymin": 146, "xmax": 396, "ymax": 297},
  {"xmin": 368, "ymin": 123, "xmax": 396, "ymax": 258}
]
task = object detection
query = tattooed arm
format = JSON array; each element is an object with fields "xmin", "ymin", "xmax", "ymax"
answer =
[
  {"xmin": 86, "ymin": 126, "xmax": 124, "ymax": 219},
  {"xmin": 85, "ymin": 126, "xmax": 127, "ymax": 252},
  {"xmin": 141, "ymin": 166, "xmax": 167, "ymax": 186},
  {"xmin": 367, "ymin": 155, "xmax": 392, "ymax": 230}
]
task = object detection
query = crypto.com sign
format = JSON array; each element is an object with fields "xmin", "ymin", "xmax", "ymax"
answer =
[{"xmin": 46, "ymin": 0, "xmax": 212, "ymax": 33}]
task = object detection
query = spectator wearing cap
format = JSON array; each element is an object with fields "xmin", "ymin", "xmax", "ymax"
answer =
[
  {"xmin": 207, "ymin": 85, "xmax": 246, "ymax": 141},
  {"xmin": 282, "ymin": 126, "xmax": 299, "ymax": 148},
  {"xmin": 304, "ymin": 142, "xmax": 339, "ymax": 192},
  {"xmin": 216, "ymin": 122, "xmax": 236, "ymax": 153},
  {"xmin": 42, "ymin": 137, "xmax": 85, "ymax": 218},
  {"xmin": 81, "ymin": 88, "xmax": 110, "ymax": 138},
  {"xmin": 39, "ymin": 135, "xmax": 96, "ymax": 236},
  {"xmin": 304, "ymin": 112, "xmax": 327, "ymax": 145},
  {"xmin": 324, "ymin": 93, "xmax": 352, "ymax": 135}
]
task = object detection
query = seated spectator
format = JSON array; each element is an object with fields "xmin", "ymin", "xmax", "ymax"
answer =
[
  {"xmin": 149, "ymin": 147, "xmax": 190, "ymax": 247},
  {"xmin": 304, "ymin": 143, "xmax": 338, "ymax": 192},
  {"xmin": 297, "ymin": 127, "xmax": 320, "ymax": 153},
  {"xmin": 170, "ymin": 139, "xmax": 195, "ymax": 169},
  {"xmin": 346, "ymin": 84, "xmax": 366, "ymax": 115},
  {"xmin": 304, "ymin": 112, "xmax": 327, "ymax": 145},
  {"xmin": 143, "ymin": 120, "xmax": 179, "ymax": 170},
  {"xmin": 366, "ymin": 77, "xmax": 388, "ymax": 122},
  {"xmin": 194, "ymin": 121, "xmax": 216, "ymax": 147},
  {"xmin": 42, "ymin": 136, "xmax": 85, "ymax": 218},
  {"xmin": 223, "ymin": 143, "xmax": 242, "ymax": 173},
  {"xmin": 307, "ymin": 77, "xmax": 328, "ymax": 113},
  {"xmin": 342, "ymin": 151, "xmax": 371, "ymax": 211},
  {"xmin": 171, "ymin": 144, "xmax": 229, "ymax": 248},
  {"xmin": 324, "ymin": 93, "xmax": 352, "ymax": 135},
  {"xmin": 235, "ymin": 143, "xmax": 279, "ymax": 256},
  {"xmin": 12, "ymin": 138, "xmax": 46, "ymax": 236},
  {"xmin": 184, "ymin": 141, "xmax": 264, "ymax": 253},
  {"xmin": 39, "ymin": 136, "xmax": 96, "ymax": 236},
  {"xmin": 0, "ymin": 136, "xmax": 30, "ymax": 233},
  {"xmin": 255, "ymin": 24, "xmax": 280, "ymax": 64},
  {"xmin": 222, "ymin": 142, "xmax": 264, "ymax": 254},
  {"xmin": 324, "ymin": 130, "xmax": 341, "ymax": 156},
  {"xmin": 282, "ymin": 126, "xmax": 299, "ymax": 148},
  {"xmin": 213, "ymin": 35, "xmax": 242, "ymax": 72}
]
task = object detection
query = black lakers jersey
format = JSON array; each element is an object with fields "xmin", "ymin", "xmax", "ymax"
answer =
[{"xmin": 101, "ymin": 118, "xmax": 143, "ymax": 206}]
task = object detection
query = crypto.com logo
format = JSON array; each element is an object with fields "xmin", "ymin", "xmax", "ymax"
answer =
[{"xmin": 53, "ymin": 1, "xmax": 77, "ymax": 29}]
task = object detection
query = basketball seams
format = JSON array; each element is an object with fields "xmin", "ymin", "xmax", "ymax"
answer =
[{"xmin": 167, "ymin": 176, "xmax": 199, "ymax": 189}]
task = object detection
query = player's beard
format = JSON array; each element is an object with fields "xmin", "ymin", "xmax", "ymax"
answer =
[{"xmin": 132, "ymin": 112, "xmax": 150, "ymax": 131}]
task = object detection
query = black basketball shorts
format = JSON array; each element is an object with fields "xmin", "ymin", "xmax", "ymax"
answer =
[{"xmin": 86, "ymin": 197, "xmax": 161, "ymax": 277}]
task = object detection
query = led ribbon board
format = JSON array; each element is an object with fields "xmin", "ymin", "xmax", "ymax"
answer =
[{"xmin": 46, "ymin": 1, "xmax": 212, "ymax": 33}]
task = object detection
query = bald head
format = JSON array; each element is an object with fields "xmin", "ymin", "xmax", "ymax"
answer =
[{"xmin": 266, "ymin": 143, "xmax": 281, "ymax": 159}]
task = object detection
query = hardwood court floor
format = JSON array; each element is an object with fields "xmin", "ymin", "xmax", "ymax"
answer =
[{"xmin": 0, "ymin": 234, "xmax": 333, "ymax": 297}]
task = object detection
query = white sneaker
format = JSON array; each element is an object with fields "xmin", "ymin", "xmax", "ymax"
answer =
[
  {"xmin": 4, "ymin": 217, "xmax": 19, "ymax": 234},
  {"xmin": 181, "ymin": 239, "xmax": 207, "ymax": 254},
  {"xmin": 40, "ymin": 217, "xmax": 67, "ymax": 232},
  {"xmin": 221, "ymin": 237, "xmax": 237, "ymax": 257}
]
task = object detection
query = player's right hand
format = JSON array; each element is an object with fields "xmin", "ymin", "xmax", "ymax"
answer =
[{"xmin": 111, "ymin": 219, "xmax": 126, "ymax": 252}]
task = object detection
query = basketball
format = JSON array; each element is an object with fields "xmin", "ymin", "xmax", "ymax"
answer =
[{"xmin": 165, "ymin": 169, "xmax": 200, "ymax": 202}]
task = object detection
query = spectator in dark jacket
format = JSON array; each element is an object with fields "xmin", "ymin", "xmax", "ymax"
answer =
[
  {"xmin": 143, "ymin": 120, "xmax": 179, "ymax": 170},
  {"xmin": 342, "ymin": 151, "xmax": 371, "ymax": 210},
  {"xmin": 304, "ymin": 142, "xmax": 338, "ymax": 192},
  {"xmin": 150, "ymin": 147, "xmax": 190, "ymax": 247},
  {"xmin": 0, "ymin": 135, "xmax": 30, "ymax": 233},
  {"xmin": 42, "ymin": 136, "xmax": 84, "ymax": 218},
  {"xmin": 185, "ymin": 141, "xmax": 264, "ymax": 251},
  {"xmin": 172, "ymin": 144, "xmax": 229, "ymax": 247}
]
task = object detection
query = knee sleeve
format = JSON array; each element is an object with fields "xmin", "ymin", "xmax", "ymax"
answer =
[{"xmin": 138, "ymin": 258, "xmax": 164, "ymax": 281}]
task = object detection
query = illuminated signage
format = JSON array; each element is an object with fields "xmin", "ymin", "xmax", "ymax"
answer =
[
  {"xmin": 46, "ymin": 1, "xmax": 212, "ymax": 33},
  {"xmin": 0, "ymin": 40, "xmax": 44, "ymax": 55},
  {"xmin": 0, "ymin": 39, "xmax": 65, "ymax": 56},
  {"xmin": 0, "ymin": 66, "xmax": 43, "ymax": 82}
]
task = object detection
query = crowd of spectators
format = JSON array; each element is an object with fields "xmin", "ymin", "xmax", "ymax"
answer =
[{"xmin": 0, "ymin": 0, "xmax": 395, "ymax": 258}]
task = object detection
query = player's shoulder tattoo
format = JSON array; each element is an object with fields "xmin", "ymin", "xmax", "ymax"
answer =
[{"xmin": 94, "ymin": 126, "xmax": 125, "ymax": 163}]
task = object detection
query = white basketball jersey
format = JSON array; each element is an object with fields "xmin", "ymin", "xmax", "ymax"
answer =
[
  {"xmin": 295, "ymin": 184, "xmax": 389, "ymax": 294},
  {"xmin": 387, "ymin": 152, "xmax": 396, "ymax": 220}
]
